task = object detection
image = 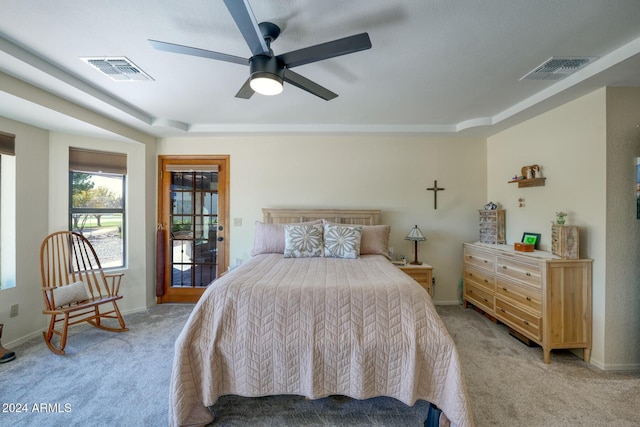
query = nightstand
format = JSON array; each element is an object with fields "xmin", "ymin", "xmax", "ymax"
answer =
[{"xmin": 398, "ymin": 263, "xmax": 433, "ymax": 297}]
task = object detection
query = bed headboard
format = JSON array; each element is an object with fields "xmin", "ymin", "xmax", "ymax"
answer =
[{"xmin": 262, "ymin": 208, "xmax": 381, "ymax": 225}]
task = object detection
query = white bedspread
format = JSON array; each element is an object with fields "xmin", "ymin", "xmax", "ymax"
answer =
[{"xmin": 169, "ymin": 254, "xmax": 473, "ymax": 426}]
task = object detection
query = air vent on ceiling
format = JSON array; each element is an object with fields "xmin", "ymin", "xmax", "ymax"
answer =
[
  {"xmin": 520, "ymin": 56, "xmax": 597, "ymax": 81},
  {"xmin": 80, "ymin": 57, "xmax": 153, "ymax": 81}
]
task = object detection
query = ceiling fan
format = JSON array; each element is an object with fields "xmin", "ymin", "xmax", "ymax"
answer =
[{"xmin": 149, "ymin": 0, "xmax": 372, "ymax": 101}]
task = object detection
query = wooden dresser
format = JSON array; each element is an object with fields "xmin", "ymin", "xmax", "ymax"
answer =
[{"xmin": 463, "ymin": 242, "xmax": 592, "ymax": 364}]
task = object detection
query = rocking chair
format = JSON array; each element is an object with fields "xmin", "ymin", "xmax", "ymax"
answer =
[{"xmin": 40, "ymin": 231, "xmax": 128, "ymax": 355}]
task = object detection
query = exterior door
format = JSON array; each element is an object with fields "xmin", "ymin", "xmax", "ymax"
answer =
[{"xmin": 158, "ymin": 155, "xmax": 229, "ymax": 303}]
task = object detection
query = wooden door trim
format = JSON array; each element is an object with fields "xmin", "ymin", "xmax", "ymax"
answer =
[{"xmin": 157, "ymin": 155, "xmax": 230, "ymax": 303}]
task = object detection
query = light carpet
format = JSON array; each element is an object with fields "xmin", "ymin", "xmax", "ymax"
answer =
[{"xmin": 1, "ymin": 304, "xmax": 639, "ymax": 426}]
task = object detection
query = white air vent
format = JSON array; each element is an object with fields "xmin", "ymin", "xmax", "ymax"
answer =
[
  {"xmin": 81, "ymin": 57, "xmax": 153, "ymax": 81},
  {"xmin": 520, "ymin": 56, "xmax": 597, "ymax": 81}
]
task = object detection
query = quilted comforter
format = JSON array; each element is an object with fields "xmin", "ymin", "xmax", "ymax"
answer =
[{"xmin": 169, "ymin": 254, "xmax": 473, "ymax": 426}]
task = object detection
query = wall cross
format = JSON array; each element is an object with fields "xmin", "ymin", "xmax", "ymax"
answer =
[{"xmin": 426, "ymin": 180, "xmax": 445, "ymax": 210}]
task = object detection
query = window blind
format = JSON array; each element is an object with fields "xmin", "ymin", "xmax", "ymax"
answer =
[
  {"xmin": 0, "ymin": 131, "xmax": 16, "ymax": 156},
  {"xmin": 165, "ymin": 164, "xmax": 219, "ymax": 172},
  {"xmin": 69, "ymin": 147, "xmax": 127, "ymax": 175}
]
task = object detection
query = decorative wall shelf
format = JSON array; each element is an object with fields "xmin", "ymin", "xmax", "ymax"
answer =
[{"xmin": 508, "ymin": 177, "xmax": 546, "ymax": 188}]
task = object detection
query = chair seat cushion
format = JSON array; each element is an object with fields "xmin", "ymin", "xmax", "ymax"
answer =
[{"xmin": 52, "ymin": 281, "xmax": 90, "ymax": 308}]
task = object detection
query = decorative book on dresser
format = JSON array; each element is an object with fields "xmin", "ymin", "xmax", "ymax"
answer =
[{"xmin": 463, "ymin": 242, "xmax": 592, "ymax": 364}]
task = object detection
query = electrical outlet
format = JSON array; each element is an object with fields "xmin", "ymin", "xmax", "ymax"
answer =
[{"xmin": 10, "ymin": 304, "xmax": 18, "ymax": 318}]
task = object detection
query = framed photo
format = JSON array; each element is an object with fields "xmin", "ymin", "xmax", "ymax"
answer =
[{"xmin": 521, "ymin": 232, "xmax": 541, "ymax": 249}]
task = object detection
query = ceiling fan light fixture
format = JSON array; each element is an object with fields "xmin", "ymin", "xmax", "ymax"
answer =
[
  {"xmin": 249, "ymin": 55, "xmax": 285, "ymax": 96},
  {"xmin": 250, "ymin": 73, "xmax": 283, "ymax": 95}
]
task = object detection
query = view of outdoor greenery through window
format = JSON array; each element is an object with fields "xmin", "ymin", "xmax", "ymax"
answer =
[{"xmin": 70, "ymin": 172, "xmax": 125, "ymax": 268}]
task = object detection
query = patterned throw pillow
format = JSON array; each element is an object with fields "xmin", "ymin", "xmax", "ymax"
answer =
[
  {"xmin": 284, "ymin": 223, "xmax": 324, "ymax": 258},
  {"xmin": 323, "ymin": 223, "xmax": 363, "ymax": 259}
]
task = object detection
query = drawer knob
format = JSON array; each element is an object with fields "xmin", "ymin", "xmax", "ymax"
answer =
[
  {"xmin": 526, "ymin": 272, "xmax": 531, "ymax": 276},
  {"xmin": 524, "ymin": 320, "xmax": 529, "ymax": 325},
  {"xmin": 484, "ymin": 279, "xmax": 489, "ymax": 283},
  {"xmin": 500, "ymin": 308, "xmax": 506, "ymax": 313},
  {"xmin": 483, "ymin": 298, "xmax": 488, "ymax": 302},
  {"xmin": 502, "ymin": 266, "xmax": 507, "ymax": 269},
  {"xmin": 526, "ymin": 297, "xmax": 531, "ymax": 301},
  {"xmin": 483, "ymin": 260, "xmax": 488, "ymax": 263},
  {"xmin": 502, "ymin": 287, "xmax": 508, "ymax": 291}
]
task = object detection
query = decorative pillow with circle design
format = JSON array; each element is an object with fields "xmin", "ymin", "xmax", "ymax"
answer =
[
  {"xmin": 323, "ymin": 223, "xmax": 363, "ymax": 259},
  {"xmin": 284, "ymin": 223, "xmax": 324, "ymax": 258}
]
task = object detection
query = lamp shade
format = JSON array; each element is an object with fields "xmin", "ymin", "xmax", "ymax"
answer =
[{"xmin": 405, "ymin": 225, "xmax": 426, "ymax": 241}]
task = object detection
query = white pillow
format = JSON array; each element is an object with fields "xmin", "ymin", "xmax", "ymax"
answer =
[
  {"xmin": 323, "ymin": 223, "xmax": 363, "ymax": 259},
  {"xmin": 52, "ymin": 281, "xmax": 90, "ymax": 308},
  {"xmin": 284, "ymin": 223, "xmax": 324, "ymax": 258}
]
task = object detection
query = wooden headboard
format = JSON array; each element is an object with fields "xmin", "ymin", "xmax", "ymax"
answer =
[{"xmin": 262, "ymin": 208, "xmax": 381, "ymax": 225}]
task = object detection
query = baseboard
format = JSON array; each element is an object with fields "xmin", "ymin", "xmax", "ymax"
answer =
[
  {"xmin": 434, "ymin": 300, "xmax": 463, "ymax": 306},
  {"xmin": 5, "ymin": 329, "xmax": 43, "ymax": 349},
  {"xmin": 593, "ymin": 360, "xmax": 640, "ymax": 372}
]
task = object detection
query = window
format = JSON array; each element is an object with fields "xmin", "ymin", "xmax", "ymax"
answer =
[
  {"xmin": 0, "ymin": 131, "xmax": 16, "ymax": 290},
  {"xmin": 69, "ymin": 148, "xmax": 127, "ymax": 268}
]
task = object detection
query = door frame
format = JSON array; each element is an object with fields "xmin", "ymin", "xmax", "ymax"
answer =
[{"xmin": 157, "ymin": 155, "xmax": 230, "ymax": 303}]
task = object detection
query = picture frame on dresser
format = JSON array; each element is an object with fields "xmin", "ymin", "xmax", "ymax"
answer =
[{"xmin": 521, "ymin": 232, "xmax": 541, "ymax": 249}]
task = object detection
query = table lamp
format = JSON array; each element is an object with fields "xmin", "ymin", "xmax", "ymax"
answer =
[{"xmin": 405, "ymin": 225, "xmax": 426, "ymax": 265}]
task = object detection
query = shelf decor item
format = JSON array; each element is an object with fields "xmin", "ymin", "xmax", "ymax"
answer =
[
  {"xmin": 551, "ymin": 225, "xmax": 579, "ymax": 259},
  {"xmin": 555, "ymin": 211, "xmax": 567, "ymax": 225},
  {"xmin": 479, "ymin": 209, "xmax": 506, "ymax": 244},
  {"xmin": 405, "ymin": 225, "xmax": 426, "ymax": 265},
  {"xmin": 507, "ymin": 164, "xmax": 546, "ymax": 187}
]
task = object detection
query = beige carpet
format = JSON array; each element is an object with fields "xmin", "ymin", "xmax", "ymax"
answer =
[
  {"xmin": 436, "ymin": 305, "xmax": 640, "ymax": 427},
  {"xmin": 1, "ymin": 303, "xmax": 638, "ymax": 426}
]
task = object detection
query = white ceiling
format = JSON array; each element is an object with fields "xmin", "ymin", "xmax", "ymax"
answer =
[{"xmin": 1, "ymin": 0, "xmax": 640, "ymax": 140}]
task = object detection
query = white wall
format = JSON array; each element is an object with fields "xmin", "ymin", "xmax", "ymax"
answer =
[
  {"xmin": 158, "ymin": 134, "xmax": 487, "ymax": 304},
  {"xmin": 604, "ymin": 87, "xmax": 640, "ymax": 370},
  {"xmin": 487, "ymin": 87, "xmax": 640, "ymax": 370},
  {"xmin": 0, "ymin": 117, "xmax": 50, "ymax": 345}
]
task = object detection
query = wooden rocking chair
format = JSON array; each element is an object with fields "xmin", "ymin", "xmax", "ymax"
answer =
[{"xmin": 40, "ymin": 231, "xmax": 128, "ymax": 355}]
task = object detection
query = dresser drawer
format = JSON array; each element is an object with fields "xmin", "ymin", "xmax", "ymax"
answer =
[
  {"xmin": 495, "ymin": 298, "xmax": 542, "ymax": 341},
  {"xmin": 496, "ymin": 256, "xmax": 541, "ymax": 288},
  {"xmin": 464, "ymin": 265, "xmax": 494, "ymax": 293},
  {"xmin": 464, "ymin": 246, "xmax": 495, "ymax": 272},
  {"xmin": 496, "ymin": 276, "xmax": 541, "ymax": 314},
  {"xmin": 464, "ymin": 281, "xmax": 494, "ymax": 312}
]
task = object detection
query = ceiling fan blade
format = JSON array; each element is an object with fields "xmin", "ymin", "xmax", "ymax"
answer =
[
  {"xmin": 223, "ymin": 0, "xmax": 269, "ymax": 56},
  {"xmin": 283, "ymin": 69, "xmax": 338, "ymax": 101},
  {"xmin": 277, "ymin": 33, "xmax": 372, "ymax": 68},
  {"xmin": 235, "ymin": 78, "xmax": 255, "ymax": 99},
  {"xmin": 148, "ymin": 39, "xmax": 248, "ymax": 66}
]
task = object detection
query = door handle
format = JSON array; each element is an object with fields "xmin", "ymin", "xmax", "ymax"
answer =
[
  {"xmin": 217, "ymin": 236, "xmax": 224, "ymax": 242},
  {"xmin": 218, "ymin": 225, "xmax": 224, "ymax": 231}
]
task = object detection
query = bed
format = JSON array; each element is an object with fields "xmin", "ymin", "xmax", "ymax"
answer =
[{"xmin": 169, "ymin": 208, "xmax": 473, "ymax": 426}]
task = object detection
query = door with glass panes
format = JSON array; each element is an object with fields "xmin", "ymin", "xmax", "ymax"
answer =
[{"xmin": 158, "ymin": 156, "xmax": 229, "ymax": 303}]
